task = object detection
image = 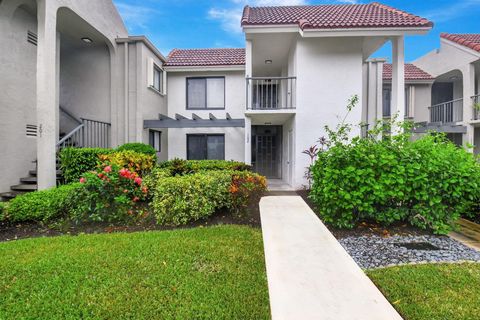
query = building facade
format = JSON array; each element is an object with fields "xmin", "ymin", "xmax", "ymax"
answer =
[{"xmin": 0, "ymin": 1, "xmax": 434, "ymax": 197}]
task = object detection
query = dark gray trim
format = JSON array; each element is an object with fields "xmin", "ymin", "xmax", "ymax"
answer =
[
  {"xmin": 414, "ymin": 123, "xmax": 467, "ymax": 134},
  {"xmin": 186, "ymin": 76, "xmax": 226, "ymax": 110},
  {"xmin": 144, "ymin": 119, "xmax": 244, "ymax": 128},
  {"xmin": 175, "ymin": 113, "xmax": 188, "ymax": 120}
]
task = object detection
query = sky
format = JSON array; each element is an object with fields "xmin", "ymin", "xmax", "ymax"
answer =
[{"xmin": 112, "ymin": 0, "xmax": 480, "ymax": 62}]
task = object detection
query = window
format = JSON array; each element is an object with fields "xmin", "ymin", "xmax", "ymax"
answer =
[
  {"xmin": 382, "ymin": 86, "xmax": 411, "ymax": 117},
  {"xmin": 153, "ymin": 65, "xmax": 163, "ymax": 92},
  {"xmin": 149, "ymin": 130, "xmax": 161, "ymax": 152},
  {"xmin": 186, "ymin": 77, "xmax": 225, "ymax": 109},
  {"xmin": 187, "ymin": 134, "xmax": 225, "ymax": 160}
]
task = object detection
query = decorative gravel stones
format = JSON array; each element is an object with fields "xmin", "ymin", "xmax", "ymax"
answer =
[{"xmin": 338, "ymin": 234, "xmax": 480, "ymax": 269}]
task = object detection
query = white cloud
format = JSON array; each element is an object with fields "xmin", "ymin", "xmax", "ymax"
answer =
[
  {"xmin": 114, "ymin": 2, "xmax": 159, "ymax": 32},
  {"xmin": 421, "ymin": 0, "xmax": 480, "ymax": 22}
]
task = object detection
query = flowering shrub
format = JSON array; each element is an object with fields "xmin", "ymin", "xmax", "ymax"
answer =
[
  {"xmin": 152, "ymin": 170, "xmax": 266, "ymax": 226},
  {"xmin": 72, "ymin": 164, "xmax": 149, "ymax": 223},
  {"xmin": 229, "ymin": 171, "xmax": 267, "ymax": 214},
  {"xmin": 98, "ymin": 150, "xmax": 155, "ymax": 176}
]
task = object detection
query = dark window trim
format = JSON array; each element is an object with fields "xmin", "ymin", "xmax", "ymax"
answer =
[
  {"xmin": 152, "ymin": 65, "xmax": 163, "ymax": 93},
  {"xmin": 186, "ymin": 76, "xmax": 226, "ymax": 110},
  {"xmin": 186, "ymin": 133, "xmax": 225, "ymax": 160},
  {"xmin": 149, "ymin": 130, "xmax": 161, "ymax": 152}
]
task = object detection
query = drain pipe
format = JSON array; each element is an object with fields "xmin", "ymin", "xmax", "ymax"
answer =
[{"xmin": 124, "ymin": 41, "xmax": 129, "ymax": 144}]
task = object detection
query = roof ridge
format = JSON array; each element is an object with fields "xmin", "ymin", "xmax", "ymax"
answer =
[
  {"xmin": 241, "ymin": 6, "xmax": 250, "ymax": 25},
  {"xmin": 370, "ymin": 2, "xmax": 433, "ymax": 27}
]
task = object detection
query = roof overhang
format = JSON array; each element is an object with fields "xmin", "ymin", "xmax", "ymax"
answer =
[
  {"xmin": 116, "ymin": 36, "xmax": 167, "ymax": 62},
  {"xmin": 383, "ymin": 79, "xmax": 435, "ymax": 85},
  {"xmin": 243, "ymin": 25, "xmax": 432, "ymax": 37},
  {"xmin": 440, "ymin": 38, "xmax": 480, "ymax": 59},
  {"xmin": 164, "ymin": 65, "xmax": 246, "ymax": 72}
]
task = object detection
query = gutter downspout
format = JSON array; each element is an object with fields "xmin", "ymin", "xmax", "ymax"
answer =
[{"xmin": 124, "ymin": 41, "xmax": 129, "ymax": 143}]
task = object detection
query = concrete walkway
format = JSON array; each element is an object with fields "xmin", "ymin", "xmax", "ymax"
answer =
[{"xmin": 260, "ymin": 196, "xmax": 402, "ymax": 320}]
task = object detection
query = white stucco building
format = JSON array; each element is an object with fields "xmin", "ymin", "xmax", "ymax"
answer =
[{"xmin": 0, "ymin": 1, "xmax": 434, "ymax": 198}]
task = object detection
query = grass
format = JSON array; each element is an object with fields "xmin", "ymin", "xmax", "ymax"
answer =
[
  {"xmin": 367, "ymin": 263, "xmax": 480, "ymax": 320},
  {"xmin": 0, "ymin": 225, "xmax": 270, "ymax": 320}
]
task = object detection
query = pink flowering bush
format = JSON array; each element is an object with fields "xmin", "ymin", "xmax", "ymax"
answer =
[{"xmin": 72, "ymin": 164, "xmax": 149, "ymax": 223}]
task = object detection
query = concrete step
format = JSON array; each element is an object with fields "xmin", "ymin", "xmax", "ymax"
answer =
[
  {"xmin": 11, "ymin": 184, "xmax": 37, "ymax": 192},
  {"xmin": 0, "ymin": 191, "xmax": 25, "ymax": 201},
  {"xmin": 29, "ymin": 169, "xmax": 62, "ymax": 177},
  {"xmin": 20, "ymin": 176, "xmax": 38, "ymax": 184}
]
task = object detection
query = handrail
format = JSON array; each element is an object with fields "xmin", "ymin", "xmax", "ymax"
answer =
[
  {"xmin": 56, "ymin": 123, "xmax": 84, "ymax": 147},
  {"xmin": 247, "ymin": 76, "xmax": 297, "ymax": 80},
  {"xmin": 60, "ymin": 106, "xmax": 82, "ymax": 125},
  {"xmin": 428, "ymin": 98, "xmax": 464, "ymax": 109},
  {"xmin": 80, "ymin": 117, "xmax": 111, "ymax": 125}
]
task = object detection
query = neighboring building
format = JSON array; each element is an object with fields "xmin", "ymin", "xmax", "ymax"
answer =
[
  {"xmin": 413, "ymin": 33, "xmax": 480, "ymax": 150},
  {"xmin": 0, "ymin": 1, "xmax": 434, "ymax": 197}
]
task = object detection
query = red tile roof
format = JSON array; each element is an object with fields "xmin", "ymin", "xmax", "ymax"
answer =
[
  {"xmin": 165, "ymin": 48, "xmax": 245, "ymax": 67},
  {"xmin": 440, "ymin": 33, "xmax": 480, "ymax": 53},
  {"xmin": 241, "ymin": 2, "xmax": 433, "ymax": 30},
  {"xmin": 383, "ymin": 63, "xmax": 434, "ymax": 81}
]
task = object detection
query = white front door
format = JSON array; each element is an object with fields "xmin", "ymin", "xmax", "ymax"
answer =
[{"xmin": 287, "ymin": 129, "xmax": 294, "ymax": 185}]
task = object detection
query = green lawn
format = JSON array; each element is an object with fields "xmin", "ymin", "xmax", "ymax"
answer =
[
  {"xmin": 367, "ymin": 263, "xmax": 480, "ymax": 320},
  {"xmin": 0, "ymin": 225, "xmax": 270, "ymax": 320}
]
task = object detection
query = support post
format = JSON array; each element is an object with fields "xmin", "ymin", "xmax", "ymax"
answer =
[
  {"xmin": 462, "ymin": 63, "xmax": 475, "ymax": 150},
  {"xmin": 391, "ymin": 36, "xmax": 405, "ymax": 135},
  {"xmin": 244, "ymin": 116, "xmax": 252, "ymax": 165},
  {"xmin": 36, "ymin": 0, "xmax": 58, "ymax": 189}
]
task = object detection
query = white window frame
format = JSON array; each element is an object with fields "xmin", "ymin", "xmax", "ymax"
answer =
[{"xmin": 148, "ymin": 58, "xmax": 166, "ymax": 95}]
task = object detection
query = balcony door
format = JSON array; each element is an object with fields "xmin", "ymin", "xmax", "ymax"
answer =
[{"xmin": 252, "ymin": 125, "xmax": 282, "ymax": 178}]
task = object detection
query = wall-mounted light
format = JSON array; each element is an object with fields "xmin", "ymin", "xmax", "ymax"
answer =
[
  {"xmin": 81, "ymin": 37, "xmax": 93, "ymax": 44},
  {"xmin": 265, "ymin": 59, "xmax": 272, "ymax": 64}
]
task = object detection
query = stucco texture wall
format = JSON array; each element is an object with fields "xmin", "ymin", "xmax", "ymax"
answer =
[
  {"xmin": 0, "ymin": 1, "xmax": 38, "ymax": 193},
  {"xmin": 293, "ymin": 37, "xmax": 364, "ymax": 188}
]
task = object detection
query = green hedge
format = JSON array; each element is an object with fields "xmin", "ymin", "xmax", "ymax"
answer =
[
  {"xmin": 158, "ymin": 159, "xmax": 252, "ymax": 175},
  {"xmin": 60, "ymin": 148, "xmax": 112, "ymax": 183},
  {"xmin": 116, "ymin": 143, "xmax": 157, "ymax": 158},
  {"xmin": 0, "ymin": 202, "xmax": 8, "ymax": 221},
  {"xmin": 310, "ymin": 134, "xmax": 480, "ymax": 234},
  {"xmin": 152, "ymin": 170, "xmax": 266, "ymax": 226},
  {"xmin": 3, "ymin": 183, "xmax": 83, "ymax": 223}
]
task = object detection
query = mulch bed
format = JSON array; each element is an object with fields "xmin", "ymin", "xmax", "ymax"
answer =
[{"xmin": 0, "ymin": 201, "xmax": 261, "ymax": 242}]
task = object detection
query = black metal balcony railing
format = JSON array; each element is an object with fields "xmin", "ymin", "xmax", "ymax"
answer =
[
  {"xmin": 429, "ymin": 98, "xmax": 463, "ymax": 124},
  {"xmin": 472, "ymin": 95, "xmax": 480, "ymax": 120},
  {"xmin": 246, "ymin": 77, "xmax": 296, "ymax": 110}
]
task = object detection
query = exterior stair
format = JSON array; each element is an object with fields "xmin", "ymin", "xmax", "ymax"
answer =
[{"xmin": 0, "ymin": 160, "xmax": 62, "ymax": 202}]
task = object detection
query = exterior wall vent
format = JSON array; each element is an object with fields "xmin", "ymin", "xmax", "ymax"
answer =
[
  {"xmin": 26, "ymin": 124, "xmax": 38, "ymax": 137},
  {"xmin": 27, "ymin": 31, "xmax": 37, "ymax": 46}
]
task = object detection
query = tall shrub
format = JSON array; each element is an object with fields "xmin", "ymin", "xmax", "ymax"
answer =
[{"xmin": 309, "ymin": 97, "xmax": 480, "ymax": 234}]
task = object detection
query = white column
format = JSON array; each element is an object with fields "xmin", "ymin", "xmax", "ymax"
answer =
[
  {"xmin": 391, "ymin": 36, "xmax": 405, "ymax": 134},
  {"xmin": 36, "ymin": 0, "xmax": 58, "ymax": 189},
  {"xmin": 244, "ymin": 116, "xmax": 252, "ymax": 165},
  {"xmin": 462, "ymin": 63, "xmax": 475, "ymax": 149},
  {"xmin": 376, "ymin": 60, "xmax": 385, "ymax": 124}
]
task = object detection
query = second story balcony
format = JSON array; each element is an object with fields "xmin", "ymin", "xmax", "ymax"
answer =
[
  {"xmin": 429, "ymin": 98, "xmax": 463, "ymax": 124},
  {"xmin": 246, "ymin": 77, "xmax": 296, "ymax": 111}
]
